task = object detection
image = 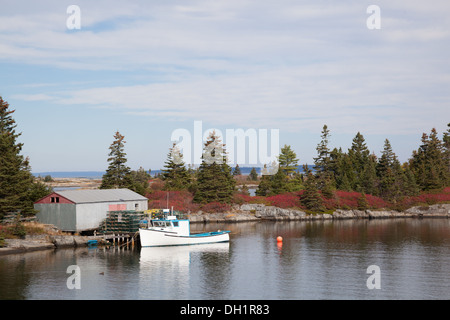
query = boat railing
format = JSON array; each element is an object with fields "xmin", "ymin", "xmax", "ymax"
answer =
[{"xmin": 146, "ymin": 210, "xmax": 189, "ymax": 221}]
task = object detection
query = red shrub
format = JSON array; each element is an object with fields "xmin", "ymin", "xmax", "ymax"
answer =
[
  {"xmin": 147, "ymin": 190, "xmax": 198, "ymax": 212},
  {"xmin": 332, "ymin": 191, "xmax": 389, "ymax": 210},
  {"xmin": 145, "ymin": 186, "xmax": 450, "ymax": 213},
  {"xmin": 396, "ymin": 188, "xmax": 450, "ymax": 208},
  {"xmin": 365, "ymin": 194, "xmax": 390, "ymax": 209},
  {"xmin": 266, "ymin": 192, "xmax": 302, "ymax": 209}
]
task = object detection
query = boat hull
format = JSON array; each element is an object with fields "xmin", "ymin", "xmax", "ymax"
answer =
[{"xmin": 139, "ymin": 228, "xmax": 230, "ymax": 247}]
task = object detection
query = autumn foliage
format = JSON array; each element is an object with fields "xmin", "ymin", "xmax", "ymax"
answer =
[{"xmin": 147, "ymin": 186, "xmax": 450, "ymax": 213}]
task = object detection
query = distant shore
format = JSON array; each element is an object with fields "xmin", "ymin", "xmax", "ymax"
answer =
[{"xmin": 43, "ymin": 177, "xmax": 102, "ymax": 190}]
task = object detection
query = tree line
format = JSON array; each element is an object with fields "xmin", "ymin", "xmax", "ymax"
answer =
[
  {"xmin": 1, "ymin": 94, "xmax": 448, "ymax": 218},
  {"xmin": 255, "ymin": 124, "xmax": 450, "ymax": 210},
  {"xmin": 155, "ymin": 123, "xmax": 450, "ymax": 211}
]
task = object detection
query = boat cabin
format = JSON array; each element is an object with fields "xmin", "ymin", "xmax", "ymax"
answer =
[{"xmin": 148, "ymin": 215, "xmax": 190, "ymax": 237}]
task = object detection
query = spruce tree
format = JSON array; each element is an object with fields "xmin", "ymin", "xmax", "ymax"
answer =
[
  {"xmin": 286, "ymin": 171, "xmax": 304, "ymax": 192},
  {"xmin": 193, "ymin": 131, "xmax": 235, "ymax": 204},
  {"xmin": 348, "ymin": 132, "xmax": 370, "ymax": 191},
  {"xmin": 161, "ymin": 143, "xmax": 191, "ymax": 191},
  {"xmin": 410, "ymin": 128, "xmax": 448, "ymax": 190},
  {"xmin": 254, "ymin": 146, "xmax": 301, "ymax": 196},
  {"xmin": 361, "ymin": 153, "xmax": 379, "ymax": 195},
  {"xmin": 100, "ymin": 131, "xmax": 133, "ymax": 189},
  {"xmin": 357, "ymin": 193, "xmax": 369, "ymax": 211},
  {"xmin": 255, "ymin": 172, "xmax": 271, "ymax": 196},
  {"xmin": 129, "ymin": 167, "xmax": 151, "ymax": 196},
  {"xmin": 247, "ymin": 167, "xmax": 258, "ymax": 181},
  {"xmin": 376, "ymin": 139, "xmax": 408, "ymax": 199},
  {"xmin": 329, "ymin": 147, "xmax": 354, "ymax": 191},
  {"xmin": 402, "ymin": 164, "xmax": 420, "ymax": 196},
  {"xmin": 377, "ymin": 139, "xmax": 395, "ymax": 176},
  {"xmin": 269, "ymin": 168, "xmax": 289, "ymax": 195},
  {"xmin": 300, "ymin": 165, "xmax": 325, "ymax": 212},
  {"xmin": 329, "ymin": 147, "xmax": 345, "ymax": 189},
  {"xmin": 443, "ymin": 123, "xmax": 450, "ymax": 183},
  {"xmin": 0, "ymin": 97, "xmax": 50, "ymax": 218},
  {"xmin": 276, "ymin": 144, "xmax": 301, "ymax": 193},
  {"xmin": 233, "ymin": 164, "xmax": 242, "ymax": 176},
  {"xmin": 314, "ymin": 125, "xmax": 334, "ymax": 189},
  {"xmin": 278, "ymin": 144, "xmax": 299, "ymax": 177}
]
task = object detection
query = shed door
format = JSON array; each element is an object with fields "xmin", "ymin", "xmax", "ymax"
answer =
[{"xmin": 109, "ymin": 204, "xmax": 127, "ymax": 211}]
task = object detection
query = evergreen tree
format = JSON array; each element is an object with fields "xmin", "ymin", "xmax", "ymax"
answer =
[
  {"xmin": 339, "ymin": 173, "xmax": 352, "ymax": 192},
  {"xmin": 357, "ymin": 193, "xmax": 369, "ymax": 211},
  {"xmin": 100, "ymin": 131, "xmax": 133, "ymax": 189},
  {"xmin": 410, "ymin": 128, "xmax": 448, "ymax": 190},
  {"xmin": 286, "ymin": 171, "xmax": 304, "ymax": 192},
  {"xmin": 314, "ymin": 125, "xmax": 334, "ymax": 189},
  {"xmin": 361, "ymin": 153, "xmax": 379, "ymax": 195},
  {"xmin": 348, "ymin": 132, "xmax": 370, "ymax": 191},
  {"xmin": 329, "ymin": 147, "xmax": 345, "ymax": 189},
  {"xmin": 193, "ymin": 131, "xmax": 235, "ymax": 204},
  {"xmin": 300, "ymin": 165, "xmax": 325, "ymax": 212},
  {"xmin": 255, "ymin": 171, "xmax": 271, "ymax": 196},
  {"xmin": 161, "ymin": 143, "xmax": 191, "ymax": 191},
  {"xmin": 443, "ymin": 123, "xmax": 450, "ymax": 182},
  {"xmin": 0, "ymin": 97, "xmax": 51, "ymax": 218},
  {"xmin": 268, "ymin": 168, "xmax": 289, "ymax": 195},
  {"xmin": 377, "ymin": 139, "xmax": 395, "ymax": 174},
  {"xmin": 402, "ymin": 164, "xmax": 420, "ymax": 196},
  {"xmin": 278, "ymin": 144, "xmax": 299, "ymax": 177},
  {"xmin": 129, "ymin": 167, "xmax": 151, "ymax": 196},
  {"xmin": 233, "ymin": 164, "xmax": 242, "ymax": 176},
  {"xmin": 247, "ymin": 167, "xmax": 258, "ymax": 181},
  {"xmin": 271, "ymin": 144, "xmax": 301, "ymax": 193},
  {"xmin": 329, "ymin": 148, "xmax": 353, "ymax": 191},
  {"xmin": 376, "ymin": 139, "xmax": 411, "ymax": 200}
]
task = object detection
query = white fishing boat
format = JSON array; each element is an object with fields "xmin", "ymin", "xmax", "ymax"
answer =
[{"xmin": 139, "ymin": 209, "xmax": 230, "ymax": 247}]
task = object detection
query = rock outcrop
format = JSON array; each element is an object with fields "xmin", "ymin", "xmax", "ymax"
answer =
[
  {"xmin": 0, "ymin": 234, "xmax": 104, "ymax": 255},
  {"xmin": 188, "ymin": 203, "xmax": 450, "ymax": 223}
]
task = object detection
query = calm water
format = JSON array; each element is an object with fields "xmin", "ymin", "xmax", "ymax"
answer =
[{"xmin": 1, "ymin": 219, "xmax": 449, "ymax": 300}]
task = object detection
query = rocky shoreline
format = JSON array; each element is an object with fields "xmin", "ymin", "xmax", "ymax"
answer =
[
  {"xmin": 1, "ymin": 203, "xmax": 449, "ymax": 256},
  {"xmin": 0, "ymin": 234, "xmax": 105, "ymax": 256},
  {"xmin": 187, "ymin": 203, "xmax": 450, "ymax": 223}
]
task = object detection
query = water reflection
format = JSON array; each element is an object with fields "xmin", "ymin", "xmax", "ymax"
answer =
[
  {"xmin": 138, "ymin": 243, "xmax": 230, "ymax": 299},
  {"xmin": 1, "ymin": 219, "xmax": 449, "ymax": 299}
]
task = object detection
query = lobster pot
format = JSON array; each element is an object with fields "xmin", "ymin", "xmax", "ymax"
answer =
[{"xmin": 102, "ymin": 210, "xmax": 145, "ymax": 233}]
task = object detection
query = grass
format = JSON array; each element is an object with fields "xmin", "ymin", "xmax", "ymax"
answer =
[{"xmin": 0, "ymin": 221, "xmax": 66, "ymax": 241}]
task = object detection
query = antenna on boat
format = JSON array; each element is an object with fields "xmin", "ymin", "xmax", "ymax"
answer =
[{"xmin": 166, "ymin": 191, "xmax": 169, "ymax": 209}]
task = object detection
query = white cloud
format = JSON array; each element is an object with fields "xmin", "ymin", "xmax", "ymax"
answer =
[{"xmin": 2, "ymin": 0, "xmax": 450, "ymax": 135}]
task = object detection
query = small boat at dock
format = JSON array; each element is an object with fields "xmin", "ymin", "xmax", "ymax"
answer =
[{"xmin": 139, "ymin": 209, "xmax": 230, "ymax": 247}]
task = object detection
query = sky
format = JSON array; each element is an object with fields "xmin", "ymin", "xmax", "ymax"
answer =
[{"xmin": 0, "ymin": 0, "xmax": 449, "ymax": 173}]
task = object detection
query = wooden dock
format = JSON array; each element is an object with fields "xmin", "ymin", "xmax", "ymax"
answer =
[{"xmin": 97, "ymin": 231, "xmax": 140, "ymax": 248}]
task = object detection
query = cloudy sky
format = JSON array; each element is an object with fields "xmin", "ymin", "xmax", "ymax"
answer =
[{"xmin": 1, "ymin": 0, "xmax": 449, "ymax": 172}]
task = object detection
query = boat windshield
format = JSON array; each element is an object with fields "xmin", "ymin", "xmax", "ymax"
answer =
[{"xmin": 152, "ymin": 221, "xmax": 172, "ymax": 227}]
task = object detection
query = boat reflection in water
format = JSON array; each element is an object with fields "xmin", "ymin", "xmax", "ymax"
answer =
[{"xmin": 138, "ymin": 242, "xmax": 230, "ymax": 299}]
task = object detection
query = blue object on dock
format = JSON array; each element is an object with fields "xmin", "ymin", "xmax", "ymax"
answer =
[{"xmin": 87, "ymin": 240, "xmax": 98, "ymax": 246}]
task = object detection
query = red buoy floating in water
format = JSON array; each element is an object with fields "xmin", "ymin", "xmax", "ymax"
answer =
[{"xmin": 277, "ymin": 236, "xmax": 283, "ymax": 242}]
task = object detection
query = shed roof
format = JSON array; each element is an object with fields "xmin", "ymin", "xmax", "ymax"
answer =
[{"xmin": 55, "ymin": 188, "xmax": 148, "ymax": 204}]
